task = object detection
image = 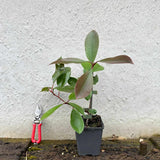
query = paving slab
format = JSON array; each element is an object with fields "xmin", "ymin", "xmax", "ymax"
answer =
[{"xmin": 0, "ymin": 138, "xmax": 31, "ymax": 160}]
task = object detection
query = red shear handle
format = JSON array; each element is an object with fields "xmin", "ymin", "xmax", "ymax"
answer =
[{"xmin": 31, "ymin": 123, "xmax": 42, "ymax": 144}]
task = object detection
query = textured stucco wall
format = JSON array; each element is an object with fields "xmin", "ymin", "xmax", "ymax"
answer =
[{"xmin": 0, "ymin": 0, "xmax": 160, "ymax": 139}]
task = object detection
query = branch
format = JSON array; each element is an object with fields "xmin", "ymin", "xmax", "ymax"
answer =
[{"xmin": 49, "ymin": 89, "xmax": 66, "ymax": 103}]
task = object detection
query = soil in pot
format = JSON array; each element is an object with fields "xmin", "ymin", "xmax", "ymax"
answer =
[{"xmin": 83, "ymin": 115, "xmax": 103, "ymax": 128}]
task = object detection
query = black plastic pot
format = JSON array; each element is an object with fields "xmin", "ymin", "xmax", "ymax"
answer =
[{"xmin": 76, "ymin": 122, "xmax": 104, "ymax": 156}]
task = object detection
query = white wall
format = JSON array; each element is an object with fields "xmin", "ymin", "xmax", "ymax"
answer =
[{"xmin": 0, "ymin": 0, "xmax": 160, "ymax": 139}]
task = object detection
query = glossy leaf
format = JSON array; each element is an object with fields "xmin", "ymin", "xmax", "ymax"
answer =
[
  {"xmin": 50, "ymin": 57, "xmax": 85, "ymax": 65},
  {"xmin": 83, "ymin": 114, "xmax": 92, "ymax": 119},
  {"xmin": 81, "ymin": 62, "xmax": 104, "ymax": 72},
  {"xmin": 84, "ymin": 108, "xmax": 97, "ymax": 115},
  {"xmin": 98, "ymin": 55, "xmax": 133, "ymax": 64},
  {"xmin": 93, "ymin": 90, "xmax": 97, "ymax": 94},
  {"xmin": 55, "ymin": 86, "xmax": 74, "ymax": 93},
  {"xmin": 68, "ymin": 92, "xmax": 76, "ymax": 100},
  {"xmin": 81, "ymin": 62, "xmax": 92, "ymax": 72},
  {"xmin": 92, "ymin": 63, "xmax": 104, "ymax": 72},
  {"xmin": 70, "ymin": 109, "xmax": 84, "ymax": 134},
  {"xmin": 57, "ymin": 74, "xmax": 66, "ymax": 87},
  {"xmin": 41, "ymin": 87, "xmax": 51, "ymax": 92},
  {"xmin": 52, "ymin": 67, "xmax": 71, "ymax": 85},
  {"xmin": 93, "ymin": 75, "xmax": 98, "ymax": 85},
  {"xmin": 88, "ymin": 109, "xmax": 97, "ymax": 115},
  {"xmin": 75, "ymin": 71, "xmax": 93, "ymax": 99},
  {"xmin": 85, "ymin": 90, "xmax": 97, "ymax": 101},
  {"xmin": 85, "ymin": 91, "xmax": 92, "ymax": 101},
  {"xmin": 52, "ymin": 69, "xmax": 65, "ymax": 84},
  {"xmin": 69, "ymin": 103, "xmax": 84, "ymax": 115},
  {"xmin": 68, "ymin": 77, "xmax": 77, "ymax": 87},
  {"xmin": 56, "ymin": 63, "xmax": 64, "ymax": 70},
  {"xmin": 41, "ymin": 104, "xmax": 63, "ymax": 120},
  {"xmin": 85, "ymin": 30, "xmax": 99, "ymax": 62},
  {"xmin": 57, "ymin": 67, "xmax": 71, "ymax": 87}
]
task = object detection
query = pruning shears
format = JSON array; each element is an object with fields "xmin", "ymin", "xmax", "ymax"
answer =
[{"xmin": 31, "ymin": 106, "xmax": 42, "ymax": 144}]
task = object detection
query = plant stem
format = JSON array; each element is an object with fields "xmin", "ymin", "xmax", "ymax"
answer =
[
  {"xmin": 86, "ymin": 119, "xmax": 89, "ymax": 126},
  {"xmin": 89, "ymin": 71, "xmax": 94, "ymax": 109},
  {"xmin": 89, "ymin": 89, "xmax": 93, "ymax": 109},
  {"xmin": 50, "ymin": 89, "xmax": 66, "ymax": 103}
]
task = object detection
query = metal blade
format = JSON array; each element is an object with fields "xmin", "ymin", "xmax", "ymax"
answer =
[{"xmin": 35, "ymin": 105, "xmax": 42, "ymax": 117}]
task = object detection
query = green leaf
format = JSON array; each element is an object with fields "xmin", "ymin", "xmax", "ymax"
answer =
[
  {"xmin": 81, "ymin": 62, "xmax": 92, "ymax": 72},
  {"xmin": 75, "ymin": 71, "xmax": 93, "ymax": 99},
  {"xmin": 41, "ymin": 104, "xmax": 63, "ymax": 120},
  {"xmin": 68, "ymin": 92, "xmax": 76, "ymax": 100},
  {"xmin": 69, "ymin": 103, "xmax": 84, "ymax": 115},
  {"xmin": 50, "ymin": 57, "xmax": 85, "ymax": 65},
  {"xmin": 93, "ymin": 90, "xmax": 97, "ymax": 94},
  {"xmin": 41, "ymin": 87, "xmax": 51, "ymax": 92},
  {"xmin": 70, "ymin": 109, "xmax": 84, "ymax": 134},
  {"xmin": 93, "ymin": 75, "xmax": 98, "ymax": 85},
  {"xmin": 68, "ymin": 77, "xmax": 77, "ymax": 87},
  {"xmin": 55, "ymin": 86, "xmax": 74, "ymax": 93},
  {"xmin": 88, "ymin": 109, "xmax": 97, "ymax": 115},
  {"xmin": 52, "ymin": 69, "xmax": 65, "ymax": 84},
  {"xmin": 52, "ymin": 67, "xmax": 71, "ymax": 85},
  {"xmin": 84, "ymin": 108, "xmax": 97, "ymax": 115},
  {"xmin": 56, "ymin": 63, "xmax": 64, "ymax": 70},
  {"xmin": 83, "ymin": 114, "xmax": 92, "ymax": 119},
  {"xmin": 92, "ymin": 63, "xmax": 104, "ymax": 72},
  {"xmin": 85, "ymin": 30, "xmax": 99, "ymax": 62},
  {"xmin": 81, "ymin": 62, "xmax": 104, "ymax": 72},
  {"xmin": 57, "ymin": 74, "xmax": 66, "ymax": 87},
  {"xmin": 98, "ymin": 55, "xmax": 133, "ymax": 64},
  {"xmin": 85, "ymin": 90, "xmax": 97, "ymax": 101},
  {"xmin": 85, "ymin": 91, "xmax": 92, "ymax": 101},
  {"xmin": 57, "ymin": 67, "xmax": 71, "ymax": 87}
]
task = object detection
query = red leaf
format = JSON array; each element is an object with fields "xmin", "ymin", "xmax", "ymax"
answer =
[
  {"xmin": 75, "ymin": 71, "xmax": 93, "ymax": 99},
  {"xmin": 50, "ymin": 58, "xmax": 85, "ymax": 65},
  {"xmin": 98, "ymin": 55, "xmax": 133, "ymax": 64}
]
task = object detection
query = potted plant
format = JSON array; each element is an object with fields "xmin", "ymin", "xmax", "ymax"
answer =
[{"xmin": 41, "ymin": 30, "xmax": 133, "ymax": 155}]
